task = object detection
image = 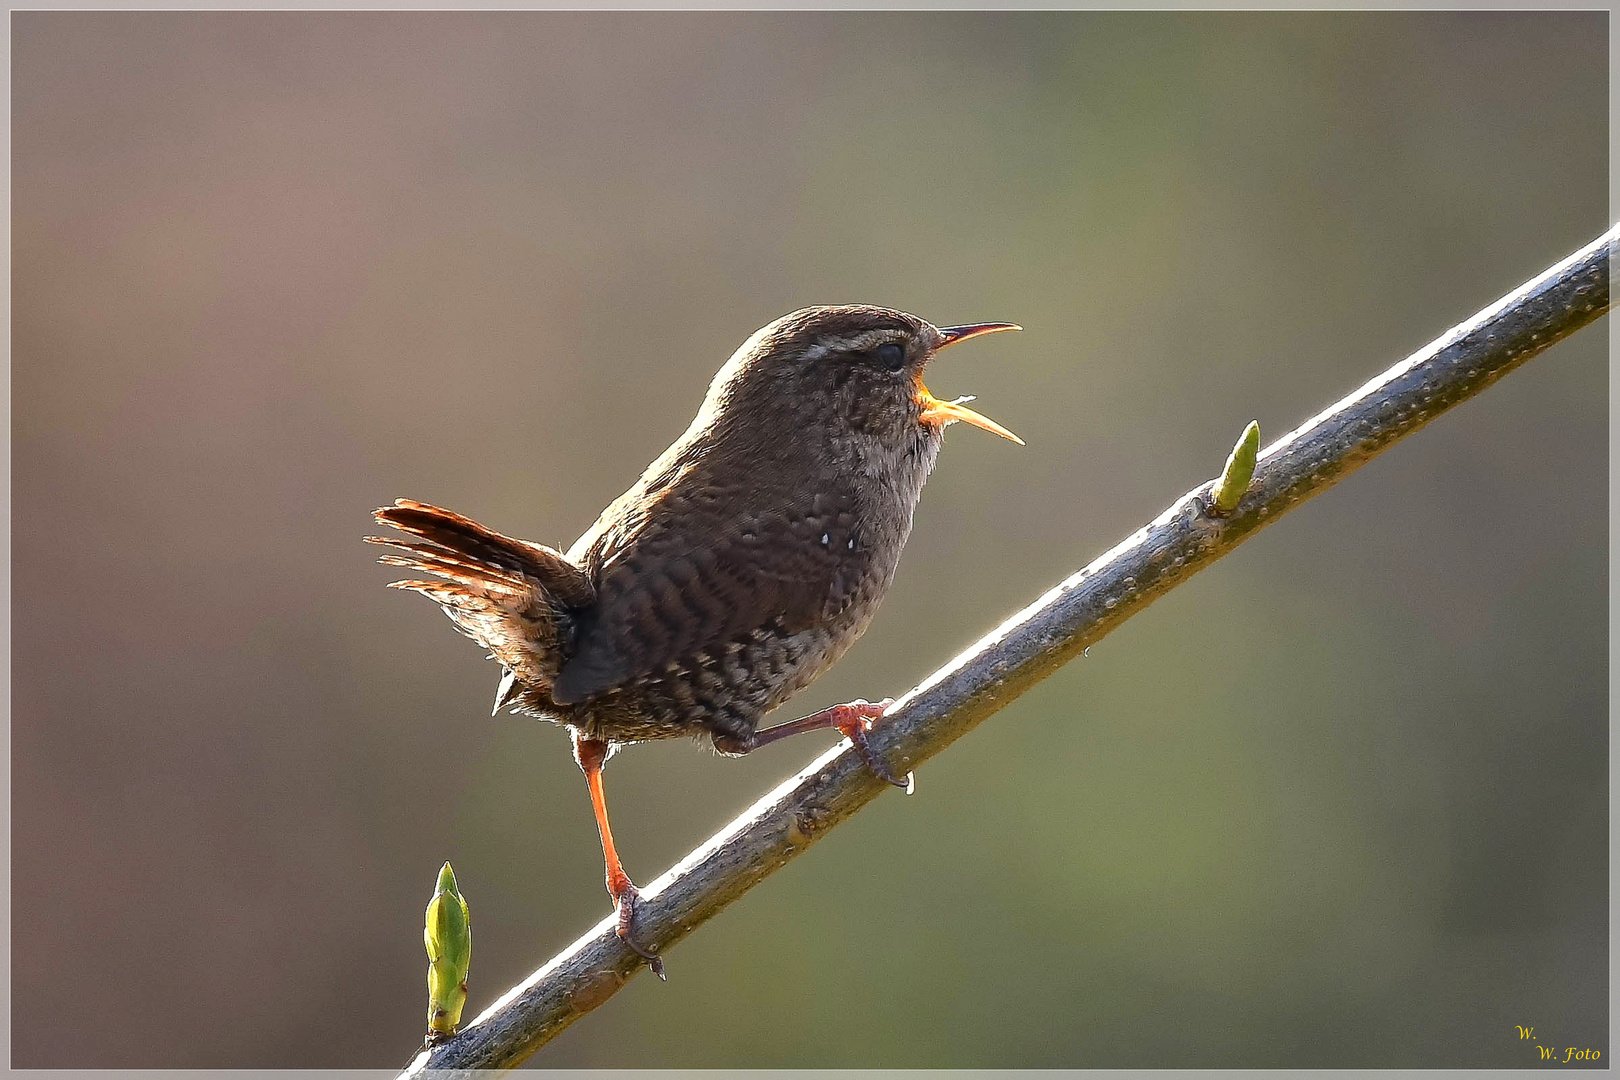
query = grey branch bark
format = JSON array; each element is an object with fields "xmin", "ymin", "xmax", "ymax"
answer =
[{"xmin": 402, "ymin": 225, "xmax": 1614, "ymax": 1076}]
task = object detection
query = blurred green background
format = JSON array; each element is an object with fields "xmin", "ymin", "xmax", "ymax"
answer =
[{"xmin": 12, "ymin": 11, "xmax": 1607, "ymax": 1068}]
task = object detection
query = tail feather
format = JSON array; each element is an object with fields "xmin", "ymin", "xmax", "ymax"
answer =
[
  {"xmin": 376, "ymin": 554, "xmax": 520, "ymax": 592},
  {"xmin": 365, "ymin": 536, "xmax": 525, "ymax": 592},
  {"xmin": 373, "ymin": 499, "xmax": 593, "ymax": 606},
  {"xmin": 369, "ymin": 500, "xmax": 592, "ymax": 700}
]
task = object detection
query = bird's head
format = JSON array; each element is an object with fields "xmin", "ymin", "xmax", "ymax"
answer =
[{"xmin": 706, "ymin": 305, "xmax": 1023, "ymax": 455}]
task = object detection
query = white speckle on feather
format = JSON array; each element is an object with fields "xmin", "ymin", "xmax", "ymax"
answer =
[{"xmin": 820, "ymin": 534, "xmax": 829, "ymax": 545}]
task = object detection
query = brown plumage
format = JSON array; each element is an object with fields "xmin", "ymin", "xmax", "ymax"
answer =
[{"xmin": 369, "ymin": 304, "xmax": 1021, "ymax": 976}]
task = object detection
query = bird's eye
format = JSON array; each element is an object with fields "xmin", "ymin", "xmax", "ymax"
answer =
[{"xmin": 874, "ymin": 342, "xmax": 906, "ymax": 370}]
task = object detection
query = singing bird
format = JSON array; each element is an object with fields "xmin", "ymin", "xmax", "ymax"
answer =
[{"xmin": 369, "ymin": 305, "xmax": 1021, "ymax": 978}]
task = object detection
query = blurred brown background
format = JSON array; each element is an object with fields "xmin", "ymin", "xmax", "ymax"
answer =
[{"xmin": 12, "ymin": 11, "xmax": 1607, "ymax": 1068}]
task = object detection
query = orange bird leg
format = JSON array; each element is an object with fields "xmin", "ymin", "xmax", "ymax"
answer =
[
  {"xmin": 572, "ymin": 733, "xmax": 665, "ymax": 980},
  {"xmin": 726, "ymin": 699, "xmax": 912, "ymax": 792}
]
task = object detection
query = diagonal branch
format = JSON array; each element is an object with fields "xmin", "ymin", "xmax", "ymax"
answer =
[{"xmin": 402, "ymin": 224, "xmax": 1614, "ymax": 1075}]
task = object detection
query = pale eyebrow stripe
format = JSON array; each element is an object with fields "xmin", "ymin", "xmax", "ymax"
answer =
[{"xmin": 801, "ymin": 329, "xmax": 908, "ymax": 363}]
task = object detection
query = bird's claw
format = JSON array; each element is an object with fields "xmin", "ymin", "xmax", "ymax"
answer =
[
  {"xmin": 834, "ymin": 699, "xmax": 914, "ymax": 793},
  {"xmin": 613, "ymin": 884, "xmax": 666, "ymax": 980}
]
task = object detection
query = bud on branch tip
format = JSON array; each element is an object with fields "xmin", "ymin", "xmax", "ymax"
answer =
[
  {"xmin": 424, "ymin": 861, "xmax": 471, "ymax": 1041},
  {"xmin": 1209, "ymin": 420, "xmax": 1260, "ymax": 516}
]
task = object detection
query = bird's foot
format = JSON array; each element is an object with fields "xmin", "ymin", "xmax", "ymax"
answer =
[
  {"xmin": 612, "ymin": 882, "xmax": 666, "ymax": 980},
  {"xmin": 830, "ymin": 699, "xmax": 913, "ymax": 793},
  {"xmin": 729, "ymin": 697, "xmax": 914, "ymax": 792}
]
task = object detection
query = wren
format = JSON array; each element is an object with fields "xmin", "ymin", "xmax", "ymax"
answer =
[{"xmin": 369, "ymin": 305, "xmax": 1021, "ymax": 978}]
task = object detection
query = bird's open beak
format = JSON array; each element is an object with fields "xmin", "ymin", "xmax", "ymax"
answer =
[{"xmin": 917, "ymin": 322, "xmax": 1024, "ymax": 445}]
